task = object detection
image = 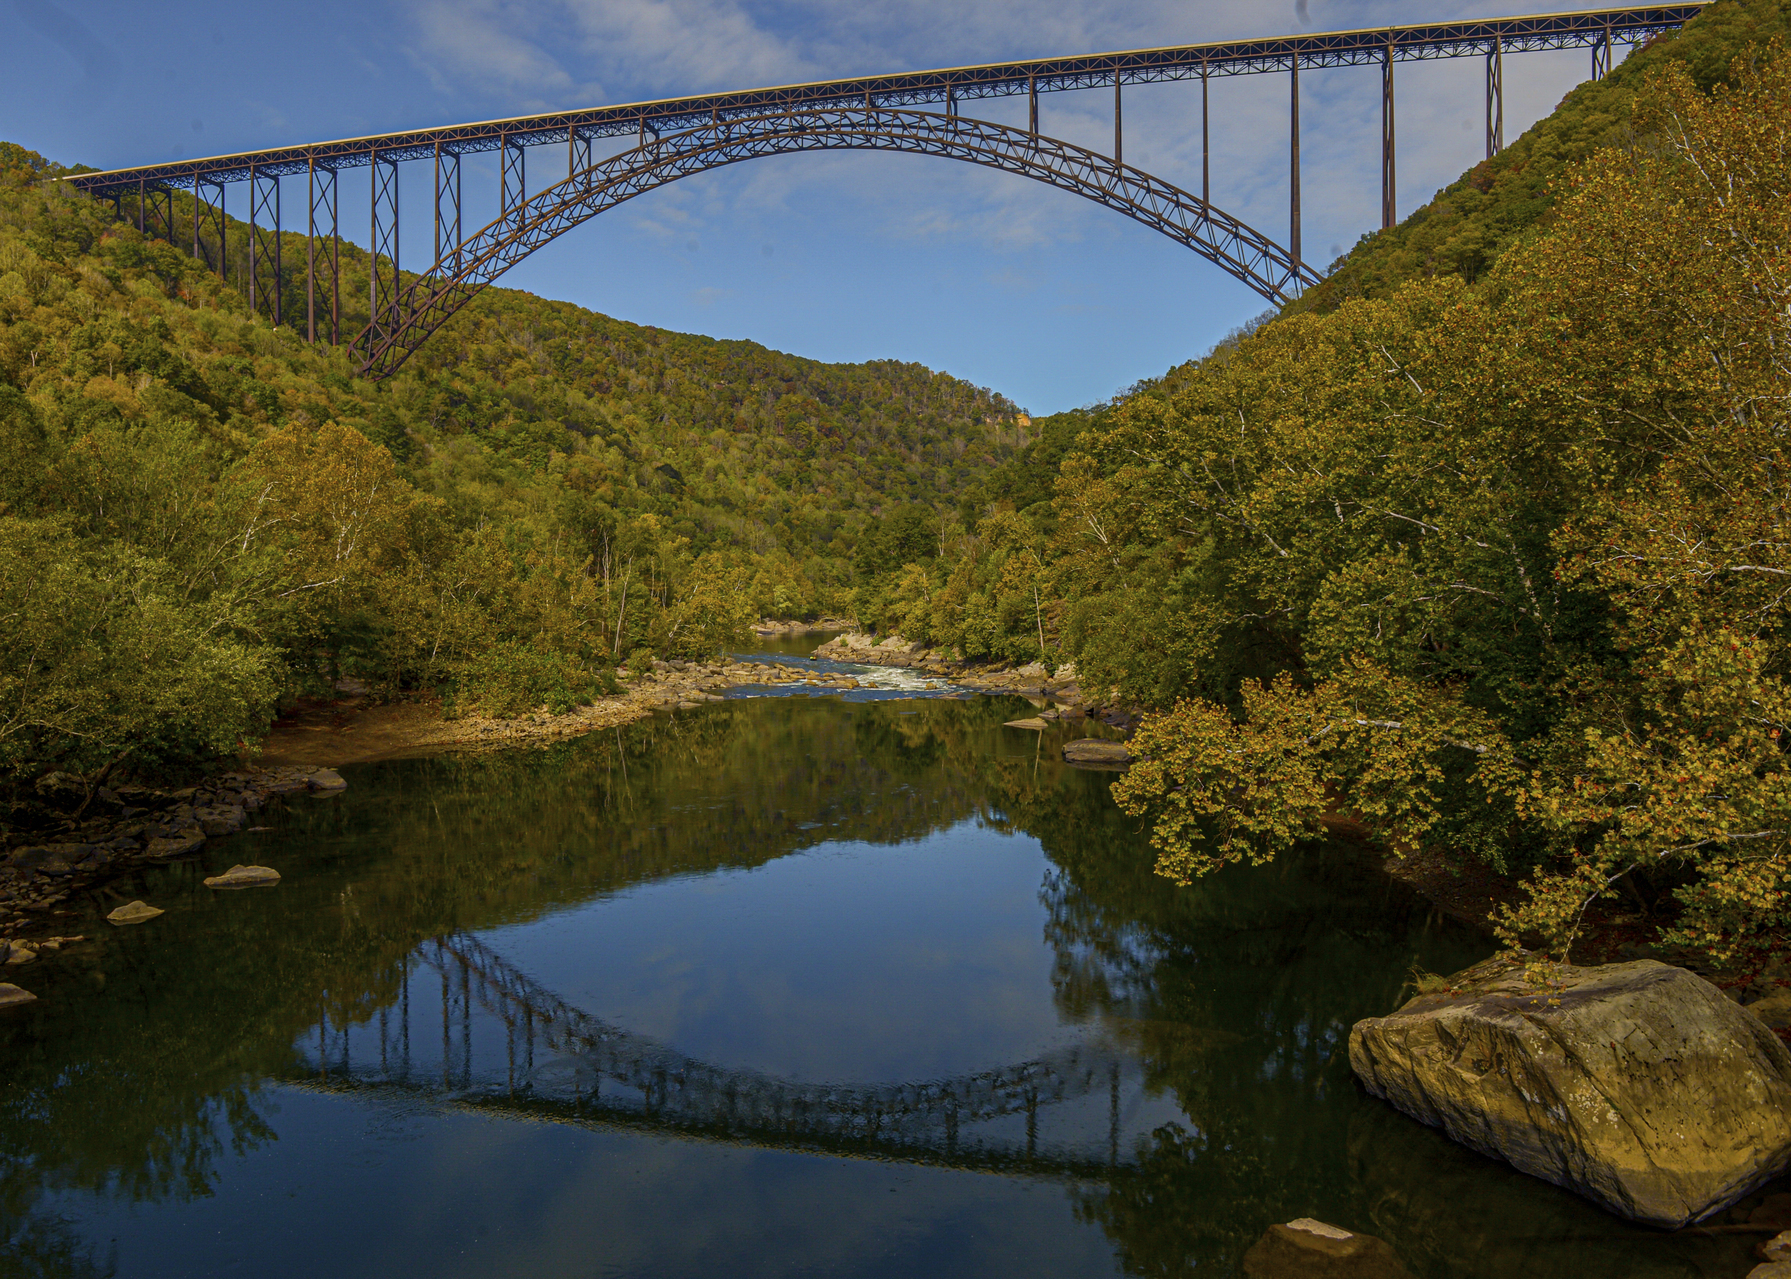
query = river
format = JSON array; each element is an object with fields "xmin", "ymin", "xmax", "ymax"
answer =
[{"xmin": 0, "ymin": 653, "xmax": 1760, "ymax": 1277}]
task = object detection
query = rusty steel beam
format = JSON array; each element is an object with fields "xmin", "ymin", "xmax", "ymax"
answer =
[
  {"xmin": 306, "ymin": 159, "xmax": 339, "ymax": 345},
  {"xmin": 249, "ymin": 166, "xmax": 281, "ymax": 325},
  {"xmin": 1382, "ymin": 39, "xmax": 1397, "ymax": 230},
  {"xmin": 1289, "ymin": 62, "xmax": 1300, "ymax": 268},
  {"xmin": 1487, "ymin": 37, "xmax": 1506, "ymax": 157}
]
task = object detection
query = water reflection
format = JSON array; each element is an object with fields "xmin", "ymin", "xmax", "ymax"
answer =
[{"xmin": 0, "ymin": 698, "xmax": 1769, "ymax": 1278}]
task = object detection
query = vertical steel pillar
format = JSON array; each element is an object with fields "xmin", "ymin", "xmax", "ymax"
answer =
[
  {"xmin": 136, "ymin": 177, "xmax": 146, "ymax": 234},
  {"xmin": 1028, "ymin": 73, "xmax": 1037, "ymax": 144},
  {"xmin": 433, "ymin": 143, "xmax": 461, "ymax": 274},
  {"xmin": 306, "ymin": 159, "xmax": 339, "ymax": 345},
  {"xmin": 1381, "ymin": 39, "xmax": 1397, "ymax": 229},
  {"xmin": 1486, "ymin": 37, "xmax": 1505, "ymax": 158},
  {"xmin": 500, "ymin": 134, "xmax": 525, "ymax": 220},
  {"xmin": 1592, "ymin": 25, "xmax": 1612, "ymax": 79},
  {"xmin": 248, "ymin": 165, "xmax": 282, "ymax": 326},
  {"xmin": 568, "ymin": 126, "xmax": 591, "ymax": 180},
  {"xmin": 370, "ymin": 150, "xmax": 399, "ymax": 341},
  {"xmin": 946, "ymin": 83, "xmax": 957, "ymax": 132},
  {"xmin": 1289, "ymin": 58, "xmax": 1301, "ymax": 267},
  {"xmin": 1200, "ymin": 63, "xmax": 1210, "ymax": 205},
  {"xmin": 1113, "ymin": 67, "xmax": 1123, "ymax": 165}
]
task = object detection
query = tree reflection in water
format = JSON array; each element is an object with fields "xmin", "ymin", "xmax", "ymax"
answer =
[{"xmin": 0, "ymin": 697, "xmax": 1771, "ymax": 1278}]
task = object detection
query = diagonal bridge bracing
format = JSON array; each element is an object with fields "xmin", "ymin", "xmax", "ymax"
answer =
[{"xmin": 61, "ymin": 4, "xmax": 1711, "ymax": 374}]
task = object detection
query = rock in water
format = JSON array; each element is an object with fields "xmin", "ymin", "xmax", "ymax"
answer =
[
  {"xmin": 1240, "ymin": 1219, "xmax": 1413, "ymax": 1277},
  {"xmin": 1349, "ymin": 954, "xmax": 1791, "ymax": 1227},
  {"xmin": 145, "ymin": 831, "xmax": 205, "ymax": 859},
  {"xmin": 202, "ymin": 864, "xmax": 281, "ymax": 889},
  {"xmin": 1061, "ymin": 739, "xmax": 1131, "ymax": 768},
  {"xmin": 0, "ymin": 983, "xmax": 36, "ymax": 1010},
  {"xmin": 106, "ymin": 900, "xmax": 164, "ymax": 925},
  {"xmin": 1003, "ymin": 718, "xmax": 1048, "ymax": 730}
]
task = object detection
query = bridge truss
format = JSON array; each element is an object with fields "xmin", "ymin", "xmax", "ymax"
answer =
[
  {"xmin": 59, "ymin": 4, "xmax": 1709, "ymax": 375},
  {"xmin": 292, "ymin": 932, "xmax": 1152, "ymax": 1175}
]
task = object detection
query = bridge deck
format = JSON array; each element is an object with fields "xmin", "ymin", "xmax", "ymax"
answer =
[{"xmin": 64, "ymin": 4, "xmax": 1708, "ymax": 196}]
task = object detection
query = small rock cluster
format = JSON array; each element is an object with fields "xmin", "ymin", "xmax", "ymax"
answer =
[{"xmin": 0, "ymin": 765, "xmax": 342, "ymax": 934}]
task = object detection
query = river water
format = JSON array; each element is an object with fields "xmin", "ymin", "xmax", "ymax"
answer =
[{"xmin": 0, "ymin": 663, "xmax": 1763, "ymax": 1277}]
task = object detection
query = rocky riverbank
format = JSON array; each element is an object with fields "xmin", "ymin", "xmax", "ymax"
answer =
[{"xmin": 0, "ymin": 765, "xmax": 346, "ymax": 945}]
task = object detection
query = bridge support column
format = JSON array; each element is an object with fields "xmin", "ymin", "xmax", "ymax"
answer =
[
  {"xmin": 248, "ymin": 165, "xmax": 282, "ymax": 327},
  {"xmin": 569, "ymin": 127, "xmax": 591, "ymax": 180},
  {"xmin": 1028, "ymin": 73, "xmax": 1037, "ymax": 144},
  {"xmin": 434, "ymin": 143, "xmax": 461, "ymax": 275},
  {"xmin": 151, "ymin": 184, "xmax": 174, "ymax": 248},
  {"xmin": 1592, "ymin": 24, "xmax": 1613, "ymax": 80},
  {"xmin": 306, "ymin": 159, "xmax": 339, "ymax": 345},
  {"xmin": 1289, "ymin": 59, "xmax": 1301, "ymax": 268},
  {"xmin": 501, "ymin": 135, "xmax": 525, "ymax": 221},
  {"xmin": 1113, "ymin": 70, "xmax": 1122, "ymax": 165},
  {"xmin": 1200, "ymin": 64, "xmax": 1210, "ymax": 206},
  {"xmin": 371, "ymin": 150, "xmax": 399, "ymax": 342},
  {"xmin": 1381, "ymin": 41, "xmax": 1397, "ymax": 230},
  {"xmin": 194, "ymin": 176, "xmax": 227, "ymax": 279},
  {"xmin": 1486, "ymin": 37, "xmax": 1505, "ymax": 158}
]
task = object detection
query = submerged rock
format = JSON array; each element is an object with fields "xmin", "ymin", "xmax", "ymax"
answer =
[
  {"xmin": 1240, "ymin": 1219, "xmax": 1413, "ymax": 1277},
  {"xmin": 195, "ymin": 804, "xmax": 246, "ymax": 836},
  {"xmin": 203, "ymin": 864, "xmax": 281, "ymax": 889},
  {"xmin": 145, "ymin": 831, "xmax": 205, "ymax": 859},
  {"xmin": 0, "ymin": 983, "xmax": 35, "ymax": 1010},
  {"xmin": 1003, "ymin": 717, "xmax": 1048, "ymax": 730},
  {"xmin": 106, "ymin": 900, "xmax": 165, "ymax": 925},
  {"xmin": 1349, "ymin": 954, "xmax": 1791, "ymax": 1227},
  {"xmin": 1061, "ymin": 739, "xmax": 1131, "ymax": 768}
]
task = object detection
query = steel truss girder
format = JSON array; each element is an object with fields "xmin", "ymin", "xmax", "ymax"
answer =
[
  {"xmin": 249, "ymin": 168, "xmax": 282, "ymax": 326},
  {"xmin": 307, "ymin": 161, "xmax": 340, "ymax": 345},
  {"xmin": 132, "ymin": 179, "xmax": 176, "ymax": 247},
  {"xmin": 369, "ymin": 153, "xmax": 400, "ymax": 343},
  {"xmin": 62, "ymin": 5, "xmax": 1708, "ymax": 198},
  {"xmin": 434, "ymin": 144, "xmax": 462, "ymax": 276},
  {"xmin": 347, "ymin": 107, "xmax": 1320, "ymax": 380},
  {"xmin": 193, "ymin": 177, "xmax": 227, "ymax": 277},
  {"xmin": 501, "ymin": 135, "xmax": 526, "ymax": 220}
]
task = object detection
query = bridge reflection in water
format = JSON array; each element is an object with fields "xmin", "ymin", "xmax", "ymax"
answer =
[{"xmin": 292, "ymin": 931, "xmax": 1155, "ymax": 1180}]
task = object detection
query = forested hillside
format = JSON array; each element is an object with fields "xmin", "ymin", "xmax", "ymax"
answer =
[
  {"xmin": 847, "ymin": 6, "xmax": 1791, "ymax": 970},
  {"xmin": 0, "ymin": 139, "xmax": 1018, "ymax": 808}
]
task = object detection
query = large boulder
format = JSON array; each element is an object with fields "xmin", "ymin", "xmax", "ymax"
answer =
[{"xmin": 1349, "ymin": 954, "xmax": 1791, "ymax": 1228}]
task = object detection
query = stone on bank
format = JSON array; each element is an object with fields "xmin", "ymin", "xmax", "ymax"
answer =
[{"xmin": 1349, "ymin": 954, "xmax": 1791, "ymax": 1228}]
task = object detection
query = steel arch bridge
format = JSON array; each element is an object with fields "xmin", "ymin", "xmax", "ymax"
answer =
[
  {"xmin": 59, "ymin": 4, "xmax": 1710, "ymax": 380},
  {"xmin": 291, "ymin": 931, "xmax": 1151, "ymax": 1175},
  {"xmin": 354, "ymin": 107, "xmax": 1316, "ymax": 379}
]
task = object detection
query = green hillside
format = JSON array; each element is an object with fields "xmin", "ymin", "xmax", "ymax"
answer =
[
  {"xmin": 846, "ymin": 9, "xmax": 1791, "ymax": 968},
  {"xmin": 0, "ymin": 140, "xmax": 1019, "ymax": 805}
]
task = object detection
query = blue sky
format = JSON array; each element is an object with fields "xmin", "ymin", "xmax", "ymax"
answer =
[{"xmin": 6, "ymin": 0, "xmax": 1625, "ymax": 412}]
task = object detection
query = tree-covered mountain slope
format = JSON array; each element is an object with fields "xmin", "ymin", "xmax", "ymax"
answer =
[{"xmin": 0, "ymin": 139, "xmax": 1023, "ymax": 801}]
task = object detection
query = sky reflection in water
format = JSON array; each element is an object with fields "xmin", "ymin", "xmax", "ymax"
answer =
[{"xmin": 0, "ymin": 696, "xmax": 1761, "ymax": 1278}]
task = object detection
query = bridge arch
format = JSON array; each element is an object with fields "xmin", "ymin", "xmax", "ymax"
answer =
[{"xmin": 351, "ymin": 107, "xmax": 1319, "ymax": 378}]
